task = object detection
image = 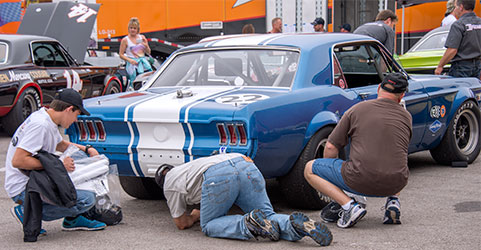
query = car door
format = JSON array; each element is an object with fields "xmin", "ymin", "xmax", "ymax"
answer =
[
  {"xmin": 30, "ymin": 41, "xmax": 93, "ymax": 103},
  {"xmin": 333, "ymin": 41, "xmax": 429, "ymax": 149}
]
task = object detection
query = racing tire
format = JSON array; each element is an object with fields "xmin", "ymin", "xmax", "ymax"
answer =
[
  {"xmin": 430, "ymin": 100, "xmax": 481, "ymax": 165},
  {"xmin": 119, "ymin": 176, "xmax": 165, "ymax": 200},
  {"xmin": 279, "ymin": 126, "xmax": 343, "ymax": 209},
  {"xmin": 105, "ymin": 81, "xmax": 121, "ymax": 95},
  {"xmin": 2, "ymin": 87, "xmax": 41, "ymax": 136}
]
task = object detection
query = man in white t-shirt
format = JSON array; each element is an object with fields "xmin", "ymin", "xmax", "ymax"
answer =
[
  {"xmin": 5, "ymin": 88, "xmax": 106, "ymax": 239},
  {"xmin": 442, "ymin": 0, "xmax": 457, "ymax": 27},
  {"xmin": 156, "ymin": 153, "xmax": 333, "ymax": 246}
]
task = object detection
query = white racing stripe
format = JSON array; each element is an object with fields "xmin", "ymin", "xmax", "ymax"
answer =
[{"xmin": 130, "ymin": 87, "xmax": 238, "ymax": 176}]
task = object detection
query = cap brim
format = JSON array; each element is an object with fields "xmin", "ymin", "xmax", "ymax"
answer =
[{"xmin": 79, "ymin": 106, "xmax": 90, "ymax": 116}]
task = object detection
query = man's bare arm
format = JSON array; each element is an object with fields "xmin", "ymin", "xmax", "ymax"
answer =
[
  {"xmin": 323, "ymin": 141, "xmax": 339, "ymax": 158},
  {"xmin": 11, "ymin": 148, "xmax": 42, "ymax": 170},
  {"xmin": 435, "ymin": 48, "xmax": 457, "ymax": 75}
]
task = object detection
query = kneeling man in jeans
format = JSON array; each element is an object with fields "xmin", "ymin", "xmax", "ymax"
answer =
[
  {"xmin": 157, "ymin": 153, "xmax": 332, "ymax": 246},
  {"xmin": 305, "ymin": 73, "xmax": 412, "ymax": 228}
]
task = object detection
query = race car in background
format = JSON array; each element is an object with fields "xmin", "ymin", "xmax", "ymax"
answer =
[
  {"xmin": 67, "ymin": 33, "xmax": 481, "ymax": 209},
  {"xmin": 0, "ymin": 34, "xmax": 126, "ymax": 135}
]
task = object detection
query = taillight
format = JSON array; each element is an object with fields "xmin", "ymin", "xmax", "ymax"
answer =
[
  {"xmin": 77, "ymin": 121, "xmax": 87, "ymax": 141},
  {"xmin": 237, "ymin": 124, "xmax": 247, "ymax": 145},
  {"xmin": 217, "ymin": 123, "xmax": 227, "ymax": 145},
  {"xmin": 86, "ymin": 120, "xmax": 97, "ymax": 141},
  {"xmin": 95, "ymin": 121, "xmax": 106, "ymax": 141},
  {"xmin": 227, "ymin": 124, "xmax": 237, "ymax": 145}
]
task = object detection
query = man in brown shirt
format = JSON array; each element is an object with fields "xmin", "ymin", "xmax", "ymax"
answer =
[{"xmin": 304, "ymin": 73, "xmax": 412, "ymax": 228}]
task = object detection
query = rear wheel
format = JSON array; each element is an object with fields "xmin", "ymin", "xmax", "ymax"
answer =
[
  {"xmin": 430, "ymin": 100, "xmax": 481, "ymax": 165},
  {"xmin": 119, "ymin": 176, "xmax": 164, "ymax": 200},
  {"xmin": 2, "ymin": 87, "xmax": 41, "ymax": 136},
  {"xmin": 105, "ymin": 80, "xmax": 121, "ymax": 95},
  {"xmin": 279, "ymin": 127, "xmax": 342, "ymax": 209}
]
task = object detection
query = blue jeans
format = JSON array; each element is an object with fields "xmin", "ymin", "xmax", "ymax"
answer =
[
  {"xmin": 200, "ymin": 157, "xmax": 302, "ymax": 241},
  {"xmin": 12, "ymin": 189, "xmax": 96, "ymax": 221},
  {"xmin": 312, "ymin": 158, "xmax": 382, "ymax": 197},
  {"xmin": 448, "ymin": 60, "xmax": 481, "ymax": 78}
]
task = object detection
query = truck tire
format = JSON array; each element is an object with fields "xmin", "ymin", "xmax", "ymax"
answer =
[
  {"xmin": 430, "ymin": 100, "xmax": 481, "ymax": 165},
  {"xmin": 105, "ymin": 80, "xmax": 121, "ymax": 94},
  {"xmin": 119, "ymin": 176, "xmax": 165, "ymax": 200},
  {"xmin": 2, "ymin": 87, "xmax": 41, "ymax": 136},
  {"xmin": 279, "ymin": 127, "xmax": 339, "ymax": 209}
]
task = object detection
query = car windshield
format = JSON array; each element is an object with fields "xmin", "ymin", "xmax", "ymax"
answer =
[
  {"xmin": 150, "ymin": 49, "xmax": 300, "ymax": 88},
  {"xmin": 410, "ymin": 32, "xmax": 448, "ymax": 52},
  {"xmin": 0, "ymin": 43, "xmax": 7, "ymax": 64}
]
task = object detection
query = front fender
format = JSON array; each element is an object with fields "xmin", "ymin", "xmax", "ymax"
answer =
[{"xmin": 102, "ymin": 75, "xmax": 122, "ymax": 95}]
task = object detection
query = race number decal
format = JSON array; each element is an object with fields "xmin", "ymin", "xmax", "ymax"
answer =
[
  {"xmin": 68, "ymin": 3, "xmax": 97, "ymax": 23},
  {"xmin": 215, "ymin": 94, "xmax": 269, "ymax": 106},
  {"xmin": 63, "ymin": 70, "xmax": 83, "ymax": 91}
]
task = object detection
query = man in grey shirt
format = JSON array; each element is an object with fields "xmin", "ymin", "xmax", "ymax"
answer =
[
  {"xmin": 354, "ymin": 9, "xmax": 398, "ymax": 54},
  {"xmin": 435, "ymin": 0, "xmax": 481, "ymax": 78},
  {"xmin": 156, "ymin": 153, "xmax": 332, "ymax": 246}
]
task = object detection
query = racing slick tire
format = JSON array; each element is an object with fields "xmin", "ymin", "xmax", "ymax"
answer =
[
  {"xmin": 119, "ymin": 176, "xmax": 165, "ymax": 200},
  {"xmin": 430, "ymin": 100, "xmax": 481, "ymax": 165},
  {"xmin": 105, "ymin": 80, "xmax": 121, "ymax": 94},
  {"xmin": 279, "ymin": 126, "xmax": 342, "ymax": 209},
  {"xmin": 2, "ymin": 87, "xmax": 41, "ymax": 136}
]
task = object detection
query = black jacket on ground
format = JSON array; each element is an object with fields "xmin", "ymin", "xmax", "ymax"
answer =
[{"xmin": 23, "ymin": 150, "xmax": 77, "ymax": 242}]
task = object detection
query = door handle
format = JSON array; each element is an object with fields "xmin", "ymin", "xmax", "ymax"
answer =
[{"xmin": 358, "ymin": 92, "xmax": 371, "ymax": 100}]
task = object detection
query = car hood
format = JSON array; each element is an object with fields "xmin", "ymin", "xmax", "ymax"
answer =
[{"xmin": 82, "ymin": 86, "xmax": 290, "ymax": 123}]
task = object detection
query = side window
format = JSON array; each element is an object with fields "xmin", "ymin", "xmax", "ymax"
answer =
[
  {"xmin": 0, "ymin": 43, "xmax": 7, "ymax": 64},
  {"xmin": 31, "ymin": 42, "xmax": 69, "ymax": 67},
  {"xmin": 332, "ymin": 54, "xmax": 347, "ymax": 89},
  {"xmin": 334, "ymin": 43, "xmax": 398, "ymax": 88}
]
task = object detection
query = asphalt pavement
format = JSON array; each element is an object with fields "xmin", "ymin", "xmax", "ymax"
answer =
[{"xmin": 0, "ymin": 129, "xmax": 480, "ymax": 249}]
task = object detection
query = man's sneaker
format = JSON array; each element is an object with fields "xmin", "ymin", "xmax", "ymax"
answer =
[
  {"xmin": 337, "ymin": 202, "xmax": 366, "ymax": 228},
  {"xmin": 62, "ymin": 215, "xmax": 107, "ymax": 231},
  {"xmin": 11, "ymin": 205, "xmax": 47, "ymax": 236},
  {"xmin": 320, "ymin": 201, "xmax": 342, "ymax": 223},
  {"xmin": 290, "ymin": 212, "xmax": 332, "ymax": 246},
  {"xmin": 383, "ymin": 197, "xmax": 401, "ymax": 224},
  {"xmin": 244, "ymin": 209, "xmax": 280, "ymax": 241}
]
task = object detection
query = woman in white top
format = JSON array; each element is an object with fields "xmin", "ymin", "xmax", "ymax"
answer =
[{"xmin": 119, "ymin": 17, "xmax": 152, "ymax": 88}]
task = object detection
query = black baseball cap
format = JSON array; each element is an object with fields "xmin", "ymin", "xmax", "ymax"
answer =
[
  {"xmin": 54, "ymin": 88, "xmax": 90, "ymax": 116},
  {"xmin": 380, "ymin": 73, "xmax": 409, "ymax": 93},
  {"xmin": 154, "ymin": 164, "xmax": 175, "ymax": 188},
  {"xmin": 339, "ymin": 23, "xmax": 351, "ymax": 32},
  {"xmin": 311, "ymin": 17, "xmax": 325, "ymax": 26}
]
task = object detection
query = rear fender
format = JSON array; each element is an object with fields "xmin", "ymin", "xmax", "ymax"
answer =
[
  {"xmin": 102, "ymin": 75, "xmax": 122, "ymax": 95},
  {"xmin": 304, "ymin": 111, "xmax": 339, "ymax": 146}
]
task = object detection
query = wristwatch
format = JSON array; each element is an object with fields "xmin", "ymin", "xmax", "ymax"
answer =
[{"xmin": 85, "ymin": 144, "xmax": 93, "ymax": 154}]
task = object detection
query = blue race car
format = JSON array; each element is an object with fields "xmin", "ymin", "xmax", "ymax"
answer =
[{"xmin": 67, "ymin": 33, "xmax": 481, "ymax": 209}]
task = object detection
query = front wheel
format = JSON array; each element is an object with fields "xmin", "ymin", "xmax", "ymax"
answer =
[
  {"xmin": 279, "ymin": 127, "xmax": 339, "ymax": 209},
  {"xmin": 2, "ymin": 87, "xmax": 41, "ymax": 136},
  {"xmin": 430, "ymin": 100, "xmax": 481, "ymax": 165}
]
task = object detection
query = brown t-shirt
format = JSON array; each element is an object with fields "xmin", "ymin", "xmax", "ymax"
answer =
[{"xmin": 328, "ymin": 98, "xmax": 412, "ymax": 196}]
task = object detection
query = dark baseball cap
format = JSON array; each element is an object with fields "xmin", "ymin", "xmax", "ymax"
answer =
[
  {"xmin": 339, "ymin": 23, "xmax": 351, "ymax": 32},
  {"xmin": 54, "ymin": 88, "xmax": 90, "ymax": 116},
  {"xmin": 380, "ymin": 73, "xmax": 409, "ymax": 93},
  {"xmin": 154, "ymin": 164, "xmax": 175, "ymax": 188},
  {"xmin": 311, "ymin": 17, "xmax": 325, "ymax": 26}
]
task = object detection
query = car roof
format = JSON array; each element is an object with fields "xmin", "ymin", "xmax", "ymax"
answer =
[
  {"xmin": 0, "ymin": 34, "xmax": 58, "ymax": 66},
  {"xmin": 184, "ymin": 33, "xmax": 377, "ymax": 51},
  {"xmin": 408, "ymin": 25, "xmax": 450, "ymax": 52}
]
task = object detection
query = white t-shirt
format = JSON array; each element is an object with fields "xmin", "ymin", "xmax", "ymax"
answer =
[
  {"xmin": 4, "ymin": 108, "xmax": 63, "ymax": 197},
  {"xmin": 442, "ymin": 14, "xmax": 456, "ymax": 27},
  {"xmin": 163, "ymin": 153, "xmax": 244, "ymax": 218}
]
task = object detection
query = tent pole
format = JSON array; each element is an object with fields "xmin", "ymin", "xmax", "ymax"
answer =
[{"xmin": 401, "ymin": 4, "xmax": 405, "ymax": 55}]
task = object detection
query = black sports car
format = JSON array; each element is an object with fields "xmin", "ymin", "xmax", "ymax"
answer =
[{"xmin": 0, "ymin": 34, "xmax": 127, "ymax": 135}]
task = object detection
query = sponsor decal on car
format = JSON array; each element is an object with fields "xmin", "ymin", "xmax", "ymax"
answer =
[
  {"xmin": 430, "ymin": 105, "xmax": 446, "ymax": 118},
  {"xmin": 429, "ymin": 120, "xmax": 442, "ymax": 133}
]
